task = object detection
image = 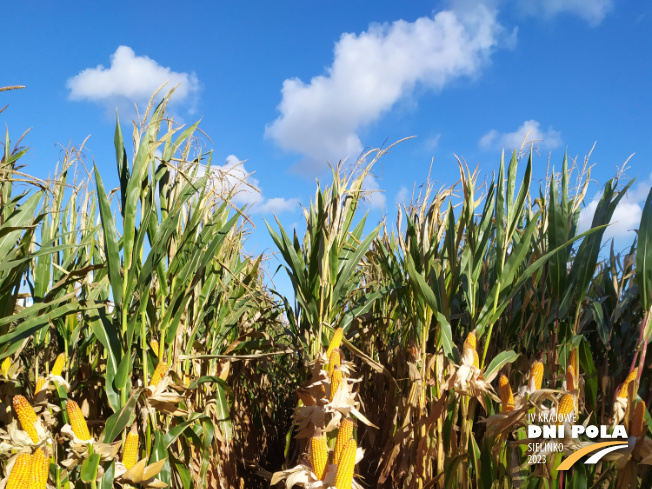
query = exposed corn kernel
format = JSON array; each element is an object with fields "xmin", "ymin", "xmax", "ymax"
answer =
[
  {"xmin": 51, "ymin": 353, "xmax": 65, "ymax": 377},
  {"xmin": 12, "ymin": 395, "xmax": 39, "ymax": 443},
  {"xmin": 498, "ymin": 374, "xmax": 515, "ymax": 413},
  {"xmin": 66, "ymin": 399, "xmax": 91, "ymax": 441},
  {"xmin": 530, "ymin": 361, "xmax": 544, "ymax": 390},
  {"xmin": 122, "ymin": 427, "xmax": 139, "ymax": 470},
  {"xmin": 334, "ymin": 418, "xmax": 354, "ymax": 466},
  {"xmin": 326, "ymin": 328, "xmax": 344, "ymax": 359},
  {"xmin": 618, "ymin": 368, "xmax": 638, "ymax": 398},
  {"xmin": 310, "ymin": 432, "xmax": 328, "ymax": 480},
  {"xmin": 334, "ymin": 438, "xmax": 357, "ymax": 489}
]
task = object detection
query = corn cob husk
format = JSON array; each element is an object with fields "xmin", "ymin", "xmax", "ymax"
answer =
[
  {"xmin": 328, "ymin": 349, "xmax": 341, "ymax": 378},
  {"xmin": 472, "ymin": 350, "xmax": 480, "ymax": 370},
  {"xmin": 66, "ymin": 399, "xmax": 91, "ymax": 441},
  {"xmin": 498, "ymin": 374, "xmax": 514, "ymax": 412},
  {"xmin": 30, "ymin": 447, "xmax": 49, "ymax": 489},
  {"xmin": 310, "ymin": 433, "xmax": 328, "ymax": 480},
  {"xmin": 326, "ymin": 328, "xmax": 344, "ymax": 359},
  {"xmin": 150, "ymin": 361, "xmax": 168, "ymax": 387},
  {"xmin": 618, "ymin": 368, "xmax": 638, "ymax": 398},
  {"xmin": 1, "ymin": 356, "xmax": 10, "ymax": 377},
  {"xmin": 7, "ymin": 452, "xmax": 32, "ymax": 489},
  {"xmin": 464, "ymin": 332, "xmax": 477, "ymax": 351},
  {"xmin": 334, "ymin": 418, "xmax": 354, "ymax": 465},
  {"xmin": 123, "ymin": 427, "xmax": 139, "ymax": 470},
  {"xmin": 51, "ymin": 353, "xmax": 65, "ymax": 377},
  {"xmin": 556, "ymin": 394, "xmax": 575, "ymax": 425},
  {"xmin": 530, "ymin": 361, "xmax": 544, "ymax": 391},
  {"xmin": 565, "ymin": 365, "xmax": 576, "ymax": 392},
  {"xmin": 334, "ymin": 438, "xmax": 357, "ymax": 489},
  {"xmin": 12, "ymin": 395, "xmax": 39, "ymax": 443},
  {"xmin": 297, "ymin": 388, "xmax": 315, "ymax": 406},
  {"xmin": 631, "ymin": 400, "xmax": 647, "ymax": 438},
  {"xmin": 330, "ymin": 366, "xmax": 343, "ymax": 402}
]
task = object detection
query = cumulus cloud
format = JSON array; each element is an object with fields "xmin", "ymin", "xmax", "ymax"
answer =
[
  {"xmin": 479, "ymin": 120, "xmax": 562, "ymax": 152},
  {"xmin": 265, "ymin": 5, "xmax": 509, "ymax": 176},
  {"xmin": 205, "ymin": 155, "xmax": 299, "ymax": 215},
  {"xmin": 513, "ymin": 0, "xmax": 614, "ymax": 26},
  {"xmin": 67, "ymin": 46, "xmax": 199, "ymax": 108},
  {"xmin": 578, "ymin": 178, "xmax": 652, "ymax": 242},
  {"xmin": 395, "ymin": 186, "xmax": 411, "ymax": 206}
]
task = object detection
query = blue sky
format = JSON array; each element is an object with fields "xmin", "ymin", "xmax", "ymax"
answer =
[{"xmin": 3, "ymin": 1, "xmax": 651, "ymax": 294}]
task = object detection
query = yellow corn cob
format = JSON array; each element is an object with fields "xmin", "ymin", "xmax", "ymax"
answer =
[
  {"xmin": 334, "ymin": 438, "xmax": 357, "ymax": 489},
  {"xmin": 334, "ymin": 418, "xmax": 354, "ymax": 465},
  {"xmin": 330, "ymin": 366, "xmax": 343, "ymax": 402},
  {"xmin": 498, "ymin": 374, "xmax": 514, "ymax": 412},
  {"xmin": 30, "ymin": 447, "xmax": 49, "ymax": 489},
  {"xmin": 7, "ymin": 452, "xmax": 32, "ymax": 489},
  {"xmin": 618, "ymin": 368, "xmax": 638, "ymax": 398},
  {"xmin": 149, "ymin": 361, "xmax": 168, "ymax": 387},
  {"xmin": 631, "ymin": 401, "xmax": 647, "ymax": 438},
  {"xmin": 329, "ymin": 349, "xmax": 341, "ymax": 378},
  {"xmin": 51, "ymin": 353, "xmax": 65, "ymax": 377},
  {"xmin": 565, "ymin": 365, "xmax": 576, "ymax": 392},
  {"xmin": 310, "ymin": 433, "xmax": 328, "ymax": 480},
  {"xmin": 472, "ymin": 350, "xmax": 480, "ymax": 370},
  {"xmin": 556, "ymin": 394, "xmax": 575, "ymax": 425},
  {"xmin": 1, "ymin": 356, "xmax": 10, "ymax": 377},
  {"xmin": 464, "ymin": 332, "xmax": 477, "ymax": 351},
  {"xmin": 530, "ymin": 362, "xmax": 544, "ymax": 390},
  {"xmin": 122, "ymin": 427, "xmax": 139, "ymax": 470},
  {"xmin": 297, "ymin": 388, "xmax": 315, "ymax": 406},
  {"xmin": 66, "ymin": 399, "xmax": 91, "ymax": 441},
  {"xmin": 326, "ymin": 328, "xmax": 344, "ymax": 359},
  {"xmin": 35, "ymin": 376, "xmax": 47, "ymax": 394},
  {"xmin": 150, "ymin": 339, "xmax": 160, "ymax": 358},
  {"xmin": 12, "ymin": 395, "xmax": 39, "ymax": 443}
]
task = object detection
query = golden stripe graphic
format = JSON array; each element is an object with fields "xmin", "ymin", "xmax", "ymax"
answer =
[{"xmin": 557, "ymin": 441, "xmax": 628, "ymax": 471}]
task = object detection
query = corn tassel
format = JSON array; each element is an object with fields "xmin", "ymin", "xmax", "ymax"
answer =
[
  {"xmin": 7, "ymin": 452, "xmax": 32, "ymax": 489},
  {"xmin": 334, "ymin": 438, "xmax": 357, "ymax": 489},
  {"xmin": 150, "ymin": 361, "xmax": 168, "ymax": 387},
  {"xmin": 326, "ymin": 328, "xmax": 344, "ymax": 359},
  {"xmin": 123, "ymin": 427, "xmax": 139, "ymax": 470},
  {"xmin": 631, "ymin": 400, "xmax": 647, "ymax": 438},
  {"xmin": 498, "ymin": 374, "xmax": 514, "ymax": 412},
  {"xmin": 618, "ymin": 368, "xmax": 638, "ymax": 398},
  {"xmin": 530, "ymin": 362, "xmax": 544, "ymax": 390},
  {"xmin": 330, "ymin": 366, "xmax": 343, "ymax": 402},
  {"xmin": 334, "ymin": 418, "xmax": 354, "ymax": 465},
  {"xmin": 12, "ymin": 395, "xmax": 39, "ymax": 443},
  {"xmin": 310, "ymin": 433, "xmax": 328, "ymax": 480},
  {"xmin": 66, "ymin": 399, "xmax": 91, "ymax": 441},
  {"xmin": 51, "ymin": 353, "xmax": 65, "ymax": 377},
  {"xmin": 30, "ymin": 447, "xmax": 49, "ymax": 489}
]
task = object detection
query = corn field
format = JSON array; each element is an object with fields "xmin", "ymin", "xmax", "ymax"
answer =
[{"xmin": 1, "ymin": 87, "xmax": 651, "ymax": 488}]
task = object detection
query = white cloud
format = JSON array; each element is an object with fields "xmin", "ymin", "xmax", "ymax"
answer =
[
  {"xmin": 204, "ymin": 155, "xmax": 299, "ymax": 214},
  {"xmin": 479, "ymin": 120, "xmax": 562, "ymax": 151},
  {"xmin": 578, "ymin": 179, "xmax": 652, "ymax": 242},
  {"xmin": 361, "ymin": 175, "xmax": 386, "ymax": 210},
  {"xmin": 67, "ymin": 46, "xmax": 199, "ymax": 108},
  {"xmin": 254, "ymin": 197, "xmax": 301, "ymax": 214},
  {"xmin": 266, "ymin": 5, "xmax": 509, "ymax": 176},
  {"xmin": 395, "ymin": 186, "xmax": 410, "ymax": 206},
  {"xmin": 513, "ymin": 0, "xmax": 613, "ymax": 26}
]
